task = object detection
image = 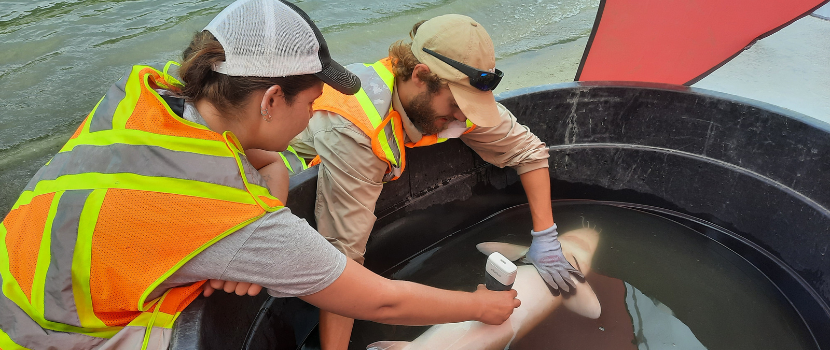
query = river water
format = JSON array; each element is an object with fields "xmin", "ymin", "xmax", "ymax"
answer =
[{"xmin": 0, "ymin": 0, "xmax": 598, "ymax": 213}]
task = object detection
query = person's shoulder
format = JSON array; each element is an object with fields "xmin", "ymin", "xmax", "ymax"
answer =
[
  {"xmin": 256, "ymin": 207, "xmax": 314, "ymax": 233},
  {"xmin": 495, "ymin": 102, "xmax": 513, "ymax": 117},
  {"xmin": 309, "ymin": 110, "xmax": 371, "ymax": 143}
]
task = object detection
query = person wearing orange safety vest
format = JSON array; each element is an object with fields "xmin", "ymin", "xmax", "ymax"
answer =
[
  {"xmin": 0, "ymin": 2, "xmax": 521, "ymax": 350},
  {"xmin": 280, "ymin": 14, "xmax": 586, "ymax": 350}
]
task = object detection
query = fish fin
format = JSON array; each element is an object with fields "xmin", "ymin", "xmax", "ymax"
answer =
[
  {"xmin": 561, "ymin": 278, "xmax": 602, "ymax": 319},
  {"xmin": 367, "ymin": 341, "xmax": 411, "ymax": 350},
  {"xmin": 476, "ymin": 242, "xmax": 530, "ymax": 261}
]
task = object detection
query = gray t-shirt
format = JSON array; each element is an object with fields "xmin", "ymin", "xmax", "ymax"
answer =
[{"xmin": 148, "ymin": 99, "xmax": 347, "ymax": 299}]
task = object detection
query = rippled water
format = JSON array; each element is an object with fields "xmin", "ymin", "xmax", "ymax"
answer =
[{"xmin": 0, "ymin": 0, "xmax": 598, "ymax": 213}]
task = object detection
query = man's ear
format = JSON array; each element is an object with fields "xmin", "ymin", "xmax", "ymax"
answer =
[{"xmin": 410, "ymin": 64, "xmax": 432, "ymax": 87}]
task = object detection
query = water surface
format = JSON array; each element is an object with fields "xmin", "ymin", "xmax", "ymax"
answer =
[{"xmin": 351, "ymin": 202, "xmax": 817, "ymax": 350}]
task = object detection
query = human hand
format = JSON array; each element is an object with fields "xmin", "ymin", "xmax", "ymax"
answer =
[
  {"xmin": 202, "ymin": 279, "xmax": 263, "ymax": 297},
  {"xmin": 472, "ymin": 284, "xmax": 521, "ymax": 325},
  {"xmin": 526, "ymin": 224, "xmax": 584, "ymax": 293}
]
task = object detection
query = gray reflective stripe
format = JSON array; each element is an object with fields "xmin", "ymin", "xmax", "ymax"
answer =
[
  {"xmin": 24, "ymin": 144, "xmax": 245, "ymax": 191},
  {"xmin": 89, "ymin": 67, "xmax": 132, "ymax": 133},
  {"xmin": 347, "ymin": 62, "xmax": 402, "ymax": 168},
  {"xmin": 280, "ymin": 150, "xmax": 305, "ymax": 176},
  {"xmin": 382, "ymin": 166, "xmax": 402, "ymax": 182},
  {"xmin": 346, "ymin": 63, "xmax": 393, "ymax": 117},
  {"xmin": 382, "ymin": 118, "xmax": 401, "ymax": 166},
  {"xmin": 43, "ymin": 190, "xmax": 91, "ymax": 327},
  {"xmin": 97, "ymin": 325, "xmax": 171, "ymax": 350},
  {"xmin": 240, "ymin": 153, "xmax": 269, "ymax": 188},
  {"xmin": 0, "ymin": 274, "xmax": 106, "ymax": 349}
]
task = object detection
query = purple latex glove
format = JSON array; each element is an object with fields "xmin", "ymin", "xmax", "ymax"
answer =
[{"xmin": 526, "ymin": 224, "xmax": 584, "ymax": 292}]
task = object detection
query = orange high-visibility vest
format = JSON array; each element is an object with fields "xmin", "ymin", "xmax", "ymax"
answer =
[
  {"xmin": 312, "ymin": 58, "xmax": 475, "ymax": 182},
  {"xmin": 0, "ymin": 62, "xmax": 283, "ymax": 350}
]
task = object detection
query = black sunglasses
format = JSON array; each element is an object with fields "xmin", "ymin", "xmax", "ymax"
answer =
[{"xmin": 422, "ymin": 48, "xmax": 503, "ymax": 91}]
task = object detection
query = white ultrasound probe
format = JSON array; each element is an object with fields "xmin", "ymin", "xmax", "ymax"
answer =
[{"xmin": 485, "ymin": 252, "xmax": 518, "ymax": 291}]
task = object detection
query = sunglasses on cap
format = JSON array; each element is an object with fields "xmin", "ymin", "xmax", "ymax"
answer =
[{"xmin": 422, "ymin": 48, "xmax": 503, "ymax": 91}]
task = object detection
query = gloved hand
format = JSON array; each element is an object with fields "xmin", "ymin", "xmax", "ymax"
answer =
[{"xmin": 526, "ymin": 224, "xmax": 584, "ymax": 293}]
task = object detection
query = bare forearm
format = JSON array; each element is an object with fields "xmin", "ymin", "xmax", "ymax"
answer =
[
  {"xmin": 369, "ymin": 280, "xmax": 482, "ymax": 325},
  {"xmin": 301, "ymin": 260, "xmax": 516, "ymax": 326},
  {"xmin": 520, "ymin": 167, "xmax": 554, "ymax": 231},
  {"xmin": 245, "ymin": 148, "xmax": 284, "ymax": 169},
  {"xmin": 258, "ymin": 161, "xmax": 289, "ymax": 202}
]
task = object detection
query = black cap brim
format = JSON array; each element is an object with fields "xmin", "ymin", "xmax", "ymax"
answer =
[
  {"xmin": 316, "ymin": 60, "xmax": 361, "ymax": 95},
  {"xmin": 277, "ymin": 0, "xmax": 361, "ymax": 95}
]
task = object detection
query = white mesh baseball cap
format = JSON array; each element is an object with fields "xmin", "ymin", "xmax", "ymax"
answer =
[{"xmin": 204, "ymin": 0, "xmax": 360, "ymax": 94}]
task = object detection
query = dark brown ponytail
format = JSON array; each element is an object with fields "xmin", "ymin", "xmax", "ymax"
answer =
[{"xmin": 178, "ymin": 31, "xmax": 321, "ymax": 119}]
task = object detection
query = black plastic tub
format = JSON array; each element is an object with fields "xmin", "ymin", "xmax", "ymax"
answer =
[{"xmin": 170, "ymin": 82, "xmax": 830, "ymax": 350}]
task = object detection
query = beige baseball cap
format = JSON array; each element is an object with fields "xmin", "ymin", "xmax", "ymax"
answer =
[{"xmin": 411, "ymin": 14, "xmax": 501, "ymax": 127}]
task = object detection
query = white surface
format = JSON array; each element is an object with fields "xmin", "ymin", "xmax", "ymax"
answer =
[
  {"xmin": 486, "ymin": 252, "xmax": 518, "ymax": 285},
  {"xmin": 813, "ymin": 2, "xmax": 830, "ymax": 20},
  {"xmin": 693, "ymin": 16, "xmax": 830, "ymax": 124}
]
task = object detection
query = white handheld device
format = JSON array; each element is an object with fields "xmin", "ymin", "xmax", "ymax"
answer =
[{"xmin": 485, "ymin": 252, "xmax": 518, "ymax": 291}]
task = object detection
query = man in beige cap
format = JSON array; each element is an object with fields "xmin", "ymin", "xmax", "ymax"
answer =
[{"xmin": 284, "ymin": 14, "xmax": 583, "ymax": 349}]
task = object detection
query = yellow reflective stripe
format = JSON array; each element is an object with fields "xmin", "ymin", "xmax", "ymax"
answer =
[
  {"xmin": 371, "ymin": 61, "xmax": 395, "ymax": 91},
  {"xmin": 30, "ymin": 191, "xmax": 63, "ymax": 317},
  {"xmin": 139, "ymin": 291, "xmax": 166, "ymax": 350},
  {"xmin": 466, "ymin": 119, "xmax": 475, "ymax": 128},
  {"xmin": 248, "ymin": 183, "xmax": 284, "ymax": 210},
  {"xmin": 72, "ymin": 189, "xmax": 108, "ymax": 330},
  {"xmin": 354, "ymin": 91, "xmax": 398, "ymax": 166},
  {"xmin": 375, "ymin": 127, "xmax": 398, "ymax": 167},
  {"xmin": 9, "ymin": 191, "xmax": 35, "ymax": 212},
  {"xmin": 162, "ymin": 61, "xmax": 182, "ymax": 87},
  {"xmin": 241, "ymin": 175, "xmax": 282, "ymax": 212},
  {"xmin": 137, "ymin": 212, "xmax": 264, "ymax": 308},
  {"xmin": 128, "ymin": 310, "xmax": 178, "ymax": 329},
  {"xmin": 28, "ymin": 173, "xmax": 253, "ymax": 205},
  {"xmin": 280, "ymin": 147, "xmax": 308, "ymax": 174},
  {"xmin": 0, "ymin": 328, "xmax": 29, "ymax": 350},
  {"xmin": 60, "ymin": 129, "xmax": 228, "ymax": 157},
  {"xmin": 370, "ymin": 61, "xmax": 403, "ymax": 166},
  {"xmin": 110, "ymin": 66, "xmax": 145, "ymax": 130},
  {"xmin": 0, "ymin": 220, "xmax": 119, "ymax": 338},
  {"xmin": 354, "ymin": 88, "xmax": 383, "ymax": 126},
  {"xmin": 222, "ymin": 132, "xmax": 282, "ymax": 212},
  {"xmin": 168, "ymin": 311, "xmax": 182, "ymax": 328},
  {"xmin": 387, "ymin": 110, "xmax": 403, "ymax": 161}
]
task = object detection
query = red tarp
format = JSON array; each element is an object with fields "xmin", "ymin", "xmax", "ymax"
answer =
[{"xmin": 575, "ymin": 0, "xmax": 829, "ymax": 85}]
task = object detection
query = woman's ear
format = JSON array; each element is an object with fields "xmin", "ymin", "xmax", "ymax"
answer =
[{"xmin": 261, "ymin": 84, "xmax": 284, "ymax": 113}]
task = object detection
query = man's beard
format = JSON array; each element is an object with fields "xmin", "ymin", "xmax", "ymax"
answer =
[{"xmin": 405, "ymin": 90, "xmax": 445, "ymax": 135}]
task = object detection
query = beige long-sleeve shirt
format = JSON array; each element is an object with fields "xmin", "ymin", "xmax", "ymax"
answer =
[{"xmin": 289, "ymin": 89, "xmax": 549, "ymax": 263}]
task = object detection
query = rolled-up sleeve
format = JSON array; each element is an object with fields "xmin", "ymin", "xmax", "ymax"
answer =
[{"xmin": 460, "ymin": 102, "xmax": 549, "ymax": 175}]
